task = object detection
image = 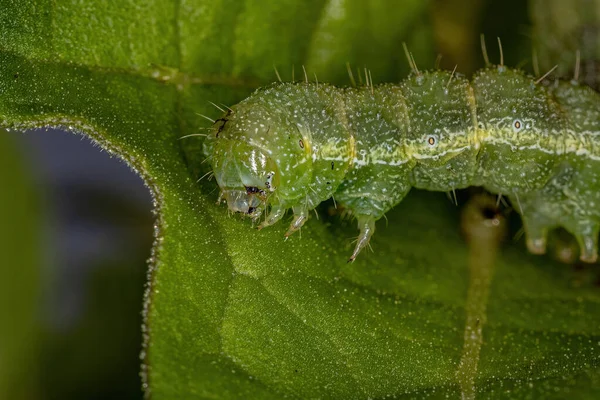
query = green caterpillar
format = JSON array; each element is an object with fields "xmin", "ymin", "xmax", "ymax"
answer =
[{"xmin": 202, "ymin": 63, "xmax": 600, "ymax": 262}]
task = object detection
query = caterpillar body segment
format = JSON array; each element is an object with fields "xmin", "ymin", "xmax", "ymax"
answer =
[
  {"xmin": 471, "ymin": 67, "xmax": 566, "ymax": 194},
  {"xmin": 202, "ymin": 65, "xmax": 600, "ymax": 262}
]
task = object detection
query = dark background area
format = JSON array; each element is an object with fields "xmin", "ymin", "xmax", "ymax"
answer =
[{"xmin": 11, "ymin": 129, "xmax": 152, "ymax": 399}]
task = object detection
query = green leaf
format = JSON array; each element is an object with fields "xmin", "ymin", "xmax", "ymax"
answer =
[
  {"xmin": 0, "ymin": 131, "xmax": 40, "ymax": 398},
  {"xmin": 1, "ymin": 1, "xmax": 600, "ymax": 398}
]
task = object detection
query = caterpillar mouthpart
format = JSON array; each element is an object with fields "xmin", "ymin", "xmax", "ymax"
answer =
[{"xmin": 223, "ymin": 189, "xmax": 264, "ymax": 217}]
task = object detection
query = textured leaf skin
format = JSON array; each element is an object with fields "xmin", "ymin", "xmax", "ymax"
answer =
[{"xmin": 1, "ymin": 1, "xmax": 600, "ymax": 399}]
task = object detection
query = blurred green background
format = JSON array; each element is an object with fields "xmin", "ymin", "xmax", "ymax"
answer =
[{"xmin": 1, "ymin": 0, "xmax": 597, "ymax": 398}]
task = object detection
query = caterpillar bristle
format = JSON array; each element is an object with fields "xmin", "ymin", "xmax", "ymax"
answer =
[
  {"xmin": 346, "ymin": 62, "xmax": 357, "ymax": 87},
  {"xmin": 196, "ymin": 170, "xmax": 214, "ymax": 183},
  {"xmin": 178, "ymin": 133, "xmax": 208, "ymax": 140},
  {"xmin": 274, "ymin": 65, "xmax": 283, "ymax": 83},
  {"xmin": 446, "ymin": 65, "xmax": 458, "ymax": 89},
  {"xmin": 356, "ymin": 66, "xmax": 363, "ymax": 85},
  {"xmin": 435, "ymin": 54, "xmax": 443, "ymax": 70},
  {"xmin": 220, "ymin": 103, "xmax": 234, "ymax": 112},
  {"xmin": 402, "ymin": 42, "xmax": 420, "ymax": 75},
  {"xmin": 196, "ymin": 113, "xmax": 216, "ymax": 124},
  {"xmin": 535, "ymin": 65, "xmax": 559, "ymax": 84},
  {"xmin": 480, "ymin": 34, "xmax": 490, "ymax": 66},
  {"xmin": 497, "ymin": 37, "xmax": 504, "ymax": 66},
  {"xmin": 208, "ymin": 101, "xmax": 225, "ymax": 112}
]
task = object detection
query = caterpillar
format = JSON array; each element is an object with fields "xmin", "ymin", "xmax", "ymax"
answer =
[{"xmin": 201, "ymin": 56, "xmax": 600, "ymax": 263}]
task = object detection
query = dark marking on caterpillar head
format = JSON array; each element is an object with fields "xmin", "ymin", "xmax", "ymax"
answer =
[
  {"xmin": 215, "ymin": 118, "xmax": 227, "ymax": 138},
  {"xmin": 299, "ymin": 139, "xmax": 305, "ymax": 149},
  {"xmin": 214, "ymin": 110, "xmax": 233, "ymax": 138},
  {"xmin": 245, "ymin": 186, "xmax": 265, "ymax": 196}
]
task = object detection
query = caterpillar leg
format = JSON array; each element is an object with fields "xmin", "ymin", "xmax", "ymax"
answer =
[
  {"xmin": 348, "ymin": 216, "xmax": 376, "ymax": 263},
  {"xmin": 522, "ymin": 219, "xmax": 549, "ymax": 255},
  {"xmin": 523, "ymin": 210, "xmax": 599, "ymax": 263},
  {"xmin": 284, "ymin": 207, "xmax": 309, "ymax": 237},
  {"xmin": 573, "ymin": 223, "xmax": 599, "ymax": 263},
  {"xmin": 257, "ymin": 205, "xmax": 285, "ymax": 230}
]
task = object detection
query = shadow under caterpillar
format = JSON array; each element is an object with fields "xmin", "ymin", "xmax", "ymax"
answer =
[{"xmin": 198, "ymin": 46, "xmax": 600, "ymax": 263}]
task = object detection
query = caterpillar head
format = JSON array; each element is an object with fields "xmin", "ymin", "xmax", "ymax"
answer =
[{"xmin": 203, "ymin": 88, "xmax": 312, "ymax": 218}]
